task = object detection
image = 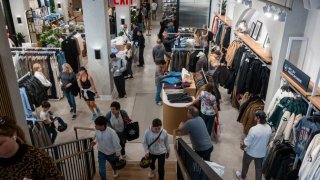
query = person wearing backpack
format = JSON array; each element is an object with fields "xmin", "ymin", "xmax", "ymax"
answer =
[
  {"xmin": 110, "ymin": 53, "xmax": 127, "ymax": 98},
  {"xmin": 106, "ymin": 101, "xmax": 132, "ymax": 159},
  {"xmin": 143, "ymin": 118, "xmax": 170, "ymax": 179}
]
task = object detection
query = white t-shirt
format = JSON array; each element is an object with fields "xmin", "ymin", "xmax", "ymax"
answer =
[
  {"xmin": 244, "ymin": 124, "xmax": 272, "ymax": 158},
  {"xmin": 151, "ymin": 2, "xmax": 158, "ymax": 11},
  {"xmin": 96, "ymin": 127, "xmax": 122, "ymax": 155},
  {"xmin": 110, "ymin": 113, "xmax": 124, "ymax": 132},
  {"xmin": 40, "ymin": 111, "xmax": 50, "ymax": 121},
  {"xmin": 34, "ymin": 71, "xmax": 52, "ymax": 87}
]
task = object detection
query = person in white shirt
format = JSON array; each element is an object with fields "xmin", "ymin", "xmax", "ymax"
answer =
[
  {"xmin": 143, "ymin": 118, "xmax": 170, "ymax": 179},
  {"xmin": 236, "ymin": 111, "xmax": 272, "ymax": 180},
  {"xmin": 151, "ymin": 0, "xmax": 158, "ymax": 20},
  {"xmin": 91, "ymin": 116, "xmax": 122, "ymax": 179},
  {"xmin": 33, "ymin": 63, "xmax": 52, "ymax": 88}
]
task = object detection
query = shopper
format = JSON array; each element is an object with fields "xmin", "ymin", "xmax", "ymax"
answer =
[
  {"xmin": 137, "ymin": 9, "xmax": 144, "ymax": 30},
  {"xmin": 33, "ymin": 63, "xmax": 52, "ymax": 88},
  {"xmin": 137, "ymin": 30, "xmax": 145, "ymax": 67},
  {"xmin": 162, "ymin": 31, "xmax": 180, "ymax": 65},
  {"xmin": 167, "ymin": 22, "xmax": 175, "ymax": 33},
  {"xmin": 77, "ymin": 67, "xmax": 101, "ymax": 120},
  {"xmin": 235, "ymin": 111, "xmax": 272, "ymax": 180},
  {"xmin": 143, "ymin": 118, "xmax": 170, "ymax": 179},
  {"xmin": 105, "ymin": 101, "xmax": 132, "ymax": 158},
  {"xmin": 59, "ymin": 63, "xmax": 77, "ymax": 119},
  {"xmin": 0, "ymin": 116, "xmax": 63, "ymax": 179},
  {"xmin": 110, "ymin": 53, "xmax": 127, "ymax": 98},
  {"xmin": 124, "ymin": 43, "xmax": 134, "ymax": 79},
  {"xmin": 194, "ymin": 29, "xmax": 202, "ymax": 47},
  {"xmin": 187, "ymin": 84, "xmax": 219, "ymax": 136},
  {"xmin": 159, "ymin": 16, "xmax": 169, "ymax": 39},
  {"xmin": 132, "ymin": 22, "xmax": 139, "ymax": 43},
  {"xmin": 178, "ymin": 106, "xmax": 213, "ymax": 161},
  {"xmin": 153, "ymin": 39, "xmax": 166, "ymax": 65},
  {"xmin": 91, "ymin": 116, "xmax": 122, "ymax": 179},
  {"xmin": 155, "ymin": 60, "xmax": 168, "ymax": 106},
  {"xmin": 121, "ymin": 24, "xmax": 131, "ymax": 42},
  {"xmin": 195, "ymin": 51, "xmax": 208, "ymax": 72},
  {"xmin": 40, "ymin": 101, "xmax": 68, "ymax": 143},
  {"xmin": 151, "ymin": 0, "xmax": 158, "ymax": 20},
  {"xmin": 203, "ymin": 24, "xmax": 213, "ymax": 55}
]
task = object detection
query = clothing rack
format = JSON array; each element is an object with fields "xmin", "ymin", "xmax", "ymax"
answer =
[
  {"xmin": 173, "ymin": 47, "xmax": 205, "ymax": 52},
  {"xmin": 12, "ymin": 51, "xmax": 57, "ymax": 54},
  {"xmin": 11, "ymin": 47, "xmax": 61, "ymax": 50},
  {"xmin": 18, "ymin": 72, "xmax": 31, "ymax": 82}
]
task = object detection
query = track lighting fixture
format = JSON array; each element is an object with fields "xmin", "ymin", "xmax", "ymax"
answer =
[
  {"xmin": 263, "ymin": 3, "xmax": 287, "ymax": 22},
  {"xmin": 278, "ymin": 11, "xmax": 287, "ymax": 22}
]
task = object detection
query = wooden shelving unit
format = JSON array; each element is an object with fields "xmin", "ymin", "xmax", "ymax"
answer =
[
  {"xmin": 280, "ymin": 72, "xmax": 312, "ymax": 97},
  {"xmin": 308, "ymin": 96, "xmax": 320, "ymax": 111},
  {"xmin": 234, "ymin": 30, "xmax": 272, "ymax": 64},
  {"xmin": 214, "ymin": 12, "xmax": 232, "ymax": 27}
]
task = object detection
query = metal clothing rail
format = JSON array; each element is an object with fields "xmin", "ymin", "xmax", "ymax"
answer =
[
  {"xmin": 18, "ymin": 72, "xmax": 31, "ymax": 83},
  {"xmin": 11, "ymin": 50, "xmax": 57, "ymax": 54},
  {"xmin": 11, "ymin": 47, "xmax": 61, "ymax": 50},
  {"xmin": 173, "ymin": 46, "xmax": 205, "ymax": 51}
]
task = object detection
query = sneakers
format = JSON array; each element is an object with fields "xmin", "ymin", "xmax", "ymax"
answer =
[
  {"xmin": 156, "ymin": 102, "xmax": 163, "ymax": 106},
  {"xmin": 235, "ymin": 170, "xmax": 245, "ymax": 180},
  {"xmin": 96, "ymin": 108, "xmax": 101, "ymax": 116},
  {"xmin": 92, "ymin": 113, "xmax": 97, "ymax": 121},
  {"xmin": 69, "ymin": 108, "xmax": 73, "ymax": 113},
  {"xmin": 113, "ymin": 170, "xmax": 119, "ymax": 178},
  {"xmin": 72, "ymin": 114, "xmax": 77, "ymax": 120},
  {"xmin": 148, "ymin": 169, "xmax": 155, "ymax": 178}
]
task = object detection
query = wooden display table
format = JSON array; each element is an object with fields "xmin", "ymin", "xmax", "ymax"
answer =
[
  {"xmin": 162, "ymin": 90, "xmax": 194, "ymax": 135},
  {"xmin": 184, "ymin": 80, "xmax": 196, "ymax": 96}
]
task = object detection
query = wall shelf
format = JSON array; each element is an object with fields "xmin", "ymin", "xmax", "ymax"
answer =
[
  {"xmin": 280, "ymin": 71, "xmax": 312, "ymax": 97},
  {"xmin": 215, "ymin": 12, "xmax": 232, "ymax": 27},
  {"xmin": 234, "ymin": 30, "xmax": 272, "ymax": 64},
  {"xmin": 308, "ymin": 96, "xmax": 320, "ymax": 111}
]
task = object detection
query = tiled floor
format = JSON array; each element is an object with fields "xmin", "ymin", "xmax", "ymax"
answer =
[{"xmin": 49, "ymin": 16, "xmax": 259, "ymax": 180}]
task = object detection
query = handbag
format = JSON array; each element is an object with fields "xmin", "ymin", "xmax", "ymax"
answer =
[
  {"xmin": 139, "ymin": 130, "xmax": 163, "ymax": 168},
  {"xmin": 125, "ymin": 121, "xmax": 139, "ymax": 141},
  {"xmin": 115, "ymin": 158, "xmax": 127, "ymax": 170}
]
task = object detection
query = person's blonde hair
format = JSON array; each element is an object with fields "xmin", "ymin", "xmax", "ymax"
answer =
[
  {"xmin": 62, "ymin": 63, "xmax": 73, "ymax": 73},
  {"xmin": 32, "ymin": 63, "xmax": 42, "ymax": 72}
]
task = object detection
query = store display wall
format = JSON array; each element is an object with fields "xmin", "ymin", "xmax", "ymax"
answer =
[
  {"xmin": 8, "ymin": 0, "xmax": 31, "ymax": 42},
  {"xmin": 299, "ymin": 9, "xmax": 320, "ymax": 83}
]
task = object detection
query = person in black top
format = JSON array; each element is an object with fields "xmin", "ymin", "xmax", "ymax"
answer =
[
  {"xmin": 159, "ymin": 16, "xmax": 169, "ymax": 39},
  {"xmin": 137, "ymin": 30, "xmax": 145, "ymax": 67},
  {"xmin": 78, "ymin": 67, "xmax": 101, "ymax": 121},
  {"xmin": 137, "ymin": 9, "xmax": 144, "ymax": 30},
  {"xmin": 132, "ymin": 23, "xmax": 139, "ymax": 43},
  {"xmin": 172, "ymin": 16, "xmax": 179, "ymax": 33}
]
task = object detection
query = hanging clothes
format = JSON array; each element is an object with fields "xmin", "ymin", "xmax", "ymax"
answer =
[
  {"xmin": 226, "ymin": 40, "xmax": 242, "ymax": 66},
  {"xmin": 61, "ymin": 38, "xmax": 80, "ymax": 72}
]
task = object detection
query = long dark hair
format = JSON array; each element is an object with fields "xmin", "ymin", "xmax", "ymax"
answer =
[{"xmin": 204, "ymin": 83, "xmax": 214, "ymax": 95}]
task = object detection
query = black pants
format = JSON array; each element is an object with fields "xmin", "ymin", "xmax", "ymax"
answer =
[
  {"xmin": 139, "ymin": 47, "xmax": 145, "ymax": 66},
  {"xmin": 126, "ymin": 58, "xmax": 133, "ymax": 76},
  {"xmin": 113, "ymin": 75, "xmax": 126, "ymax": 98},
  {"xmin": 116, "ymin": 132, "xmax": 126, "ymax": 155},
  {"xmin": 195, "ymin": 146, "xmax": 213, "ymax": 161},
  {"xmin": 150, "ymin": 153, "xmax": 166, "ymax": 180}
]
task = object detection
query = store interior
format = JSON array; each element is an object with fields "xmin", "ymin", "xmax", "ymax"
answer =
[{"xmin": 1, "ymin": 0, "xmax": 320, "ymax": 179}]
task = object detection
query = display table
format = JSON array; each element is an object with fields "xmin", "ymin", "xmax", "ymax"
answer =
[{"xmin": 162, "ymin": 90, "xmax": 194, "ymax": 135}]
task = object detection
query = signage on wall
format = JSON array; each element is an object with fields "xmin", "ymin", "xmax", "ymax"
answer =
[
  {"xmin": 114, "ymin": 0, "xmax": 133, "ymax": 6},
  {"xmin": 283, "ymin": 59, "xmax": 311, "ymax": 91}
]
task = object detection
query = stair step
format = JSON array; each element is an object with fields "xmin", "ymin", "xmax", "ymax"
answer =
[{"xmin": 94, "ymin": 161, "xmax": 177, "ymax": 180}]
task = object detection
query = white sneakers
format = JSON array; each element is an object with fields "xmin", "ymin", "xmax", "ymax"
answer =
[
  {"xmin": 113, "ymin": 170, "xmax": 119, "ymax": 178},
  {"xmin": 235, "ymin": 170, "xmax": 245, "ymax": 180},
  {"xmin": 148, "ymin": 169, "xmax": 155, "ymax": 178},
  {"xmin": 156, "ymin": 102, "xmax": 163, "ymax": 106}
]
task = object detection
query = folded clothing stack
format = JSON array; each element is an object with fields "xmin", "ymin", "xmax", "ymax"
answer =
[{"xmin": 167, "ymin": 93, "xmax": 193, "ymax": 103}]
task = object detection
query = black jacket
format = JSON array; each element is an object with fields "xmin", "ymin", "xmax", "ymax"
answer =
[
  {"xmin": 137, "ymin": 35, "xmax": 145, "ymax": 48},
  {"xmin": 19, "ymin": 76, "xmax": 48, "ymax": 108},
  {"xmin": 162, "ymin": 37, "xmax": 176, "ymax": 52}
]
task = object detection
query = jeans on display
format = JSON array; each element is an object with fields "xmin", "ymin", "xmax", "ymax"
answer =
[
  {"xmin": 150, "ymin": 153, "xmax": 166, "ymax": 180},
  {"xmin": 155, "ymin": 83, "xmax": 162, "ymax": 103},
  {"xmin": 63, "ymin": 90, "xmax": 76, "ymax": 113},
  {"xmin": 44, "ymin": 124, "xmax": 57, "ymax": 143},
  {"xmin": 195, "ymin": 146, "xmax": 213, "ymax": 161},
  {"xmin": 201, "ymin": 114, "xmax": 215, "ymax": 136},
  {"xmin": 113, "ymin": 75, "xmax": 126, "ymax": 98},
  {"xmin": 98, "ymin": 151, "xmax": 118, "ymax": 180},
  {"xmin": 241, "ymin": 151, "xmax": 263, "ymax": 180}
]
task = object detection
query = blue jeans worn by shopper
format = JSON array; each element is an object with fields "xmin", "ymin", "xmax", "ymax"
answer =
[
  {"xmin": 63, "ymin": 90, "xmax": 76, "ymax": 113},
  {"xmin": 98, "ymin": 151, "xmax": 118, "ymax": 180},
  {"xmin": 44, "ymin": 124, "xmax": 57, "ymax": 143},
  {"xmin": 155, "ymin": 83, "xmax": 162, "ymax": 103},
  {"xmin": 201, "ymin": 114, "xmax": 215, "ymax": 136}
]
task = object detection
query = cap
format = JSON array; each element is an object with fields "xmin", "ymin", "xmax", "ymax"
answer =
[
  {"xmin": 254, "ymin": 111, "xmax": 267, "ymax": 120},
  {"xmin": 78, "ymin": 66, "xmax": 86, "ymax": 72}
]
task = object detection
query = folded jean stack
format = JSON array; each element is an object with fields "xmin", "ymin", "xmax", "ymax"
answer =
[{"xmin": 167, "ymin": 93, "xmax": 192, "ymax": 103}]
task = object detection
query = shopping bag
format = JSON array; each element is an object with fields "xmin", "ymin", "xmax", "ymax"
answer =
[
  {"xmin": 125, "ymin": 121, "xmax": 139, "ymax": 141},
  {"xmin": 205, "ymin": 161, "xmax": 225, "ymax": 177},
  {"xmin": 115, "ymin": 158, "xmax": 126, "ymax": 170}
]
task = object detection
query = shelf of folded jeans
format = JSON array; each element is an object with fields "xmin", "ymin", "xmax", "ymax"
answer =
[
  {"xmin": 162, "ymin": 90, "xmax": 195, "ymax": 134},
  {"xmin": 234, "ymin": 30, "xmax": 272, "ymax": 64},
  {"xmin": 215, "ymin": 12, "xmax": 232, "ymax": 27}
]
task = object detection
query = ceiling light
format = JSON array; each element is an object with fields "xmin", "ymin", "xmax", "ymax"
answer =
[
  {"xmin": 237, "ymin": 0, "xmax": 243, "ymax": 3},
  {"xmin": 263, "ymin": 5, "xmax": 269, "ymax": 14},
  {"xmin": 273, "ymin": 13, "xmax": 279, "ymax": 20}
]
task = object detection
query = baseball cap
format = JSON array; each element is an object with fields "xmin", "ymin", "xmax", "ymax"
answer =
[{"xmin": 254, "ymin": 111, "xmax": 267, "ymax": 120}]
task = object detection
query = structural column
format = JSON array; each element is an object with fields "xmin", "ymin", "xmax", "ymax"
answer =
[
  {"xmin": 8, "ymin": 0, "xmax": 31, "ymax": 42},
  {"xmin": 82, "ymin": 0, "xmax": 113, "ymax": 99},
  {"xmin": 0, "ymin": 7, "xmax": 31, "ymax": 143},
  {"xmin": 116, "ymin": 4, "xmax": 131, "ymax": 35},
  {"xmin": 54, "ymin": 0, "xmax": 70, "ymax": 22}
]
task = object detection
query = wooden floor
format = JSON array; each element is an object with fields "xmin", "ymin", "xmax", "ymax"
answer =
[{"xmin": 94, "ymin": 161, "xmax": 177, "ymax": 180}]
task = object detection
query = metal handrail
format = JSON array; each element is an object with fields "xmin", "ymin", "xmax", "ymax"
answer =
[
  {"xmin": 74, "ymin": 126, "xmax": 95, "ymax": 141},
  {"xmin": 173, "ymin": 129, "xmax": 191, "ymax": 180}
]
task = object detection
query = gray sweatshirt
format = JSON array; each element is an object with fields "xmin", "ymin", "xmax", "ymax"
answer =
[
  {"xmin": 152, "ymin": 44, "xmax": 165, "ymax": 64},
  {"xmin": 143, "ymin": 128, "xmax": 170, "ymax": 155},
  {"xmin": 110, "ymin": 57, "xmax": 127, "ymax": 77}
]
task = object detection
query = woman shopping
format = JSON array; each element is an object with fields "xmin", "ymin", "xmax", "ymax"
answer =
[
  {"xmin": 33, "ymin": 63, "xmax": 52, "ymax": 88},
  {"xmin": 78, "ymin": 67, "xmax": 102, "ymax": 120},
  {"xmin": 187, "ymin": 83, "xmax": 219, "ymax": 136},
  {"xmin": 59, "ymin": 63, "xmax": 77, "ymax": 120},
  {"xmin": 124, "ymin": 43, "xmax": 134, "ymax": 79},
  {"xmin": 0, "ymin": 116, "xmax": 63, "ymax": 179}
]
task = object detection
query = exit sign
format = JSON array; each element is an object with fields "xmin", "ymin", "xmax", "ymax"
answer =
[{"xmin": 114, "ymin": 0, "xmax": 133, "ymax": 5}]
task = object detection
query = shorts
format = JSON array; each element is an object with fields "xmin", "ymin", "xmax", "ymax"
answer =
[{"xmin": 82, "ymin": 90, "xmax": 95, "ymax": 101}]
